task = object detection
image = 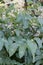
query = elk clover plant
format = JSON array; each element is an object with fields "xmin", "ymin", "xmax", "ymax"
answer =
[{"xmin": 0, "ymin": 0, "xmax": 43, "ymax": 65}]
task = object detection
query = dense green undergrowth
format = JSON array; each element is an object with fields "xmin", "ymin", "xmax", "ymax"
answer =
[{"xmin": 0, "ymin": 0, "xmax": 43, "ymax": 65}]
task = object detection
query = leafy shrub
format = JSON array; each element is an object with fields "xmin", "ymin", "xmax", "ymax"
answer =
[{"xmin": 0, "ymin": 0, "xmax": 43, "ymax": 65}]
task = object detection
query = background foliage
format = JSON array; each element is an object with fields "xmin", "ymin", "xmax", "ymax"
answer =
[{"xmin": 0, "ymin": 0, "xmax": 43, "ymax": 65}]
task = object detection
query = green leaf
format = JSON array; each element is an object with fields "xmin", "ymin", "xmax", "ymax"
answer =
[
  {"xmin": 39, "ymin": 27, "xmax": 43, "ymax": 33},
  {"xmin": 0, "ymin": 38, "xmax": 6, "ymax": 51},
  {"xmin": 27, "ymin": 0, "xmax": 32, "ymax": 3},
  {"xmin": 27, "ymin": 39, "xmax": 37, "ymax": 62},
  {"xmin": 23, "ymin": 20, "xmax": 28, "ymax": 29},
  {"xmin": 0, "ymin": 38, "xmax": 4, "ymax": 51},
  {"xmin": 35, "ymin": 55, "xmax": 43, "ymax": 62},
  {"xmin": 0, "ymin": 58, "xmax": 3, "ymax": 64},
  {"xmin": 36, "ymin": 48, "xmax": 41, "ymax": 55},
  {"xmin": 34, "ymin": 38, "xmax": 42, "ymax": 48},
  {"xmin": 8, "ymin": 37, "xmax": 15, "ymax": 44},
  {"xmin": 9, "ymin": 43, "xmax": 19, "ymax": 57},
  {"xmin": 0, "ymin": 31, "xmax": 4, "ymax": 37},
  {"xmin": 16, "ymin": 13, "xmax": 23, "ymax": 22},
  {"xmin": 38, "ymin": 17, "xmax": 43, "ymax": 26},
  {"xmin": 35, "ymin": 60, "xmax": 43, "ymax": 65},
  {"xmin": 19, "ymin": 43, "xmax": 26, "ymax": 58},
  {"xmin": 4, "ymin": 40, "xmax": 9, "ymax": 52},
  {"xmin": 15, "ymin": 29, "xmax": 20, "ymax": 36},
  {"xmin": 0, "ymin": 38, "xmax": 9, "ymax": 51}
]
